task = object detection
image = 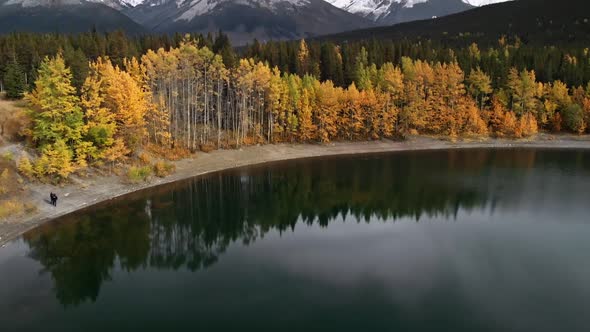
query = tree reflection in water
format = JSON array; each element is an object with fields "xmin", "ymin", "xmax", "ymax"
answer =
[{"xmin": 22, "ymin": 148, "xmax": 590, "ymax": 307}]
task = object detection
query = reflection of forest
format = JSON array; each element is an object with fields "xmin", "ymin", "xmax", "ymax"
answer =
[{"xmin": 22, "ymin": 149, "xmax": 590, "ymax": 306}]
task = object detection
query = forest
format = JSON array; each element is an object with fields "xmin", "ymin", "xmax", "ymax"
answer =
[{"xmin": 1, "ymin": 32, "xmax": 590, "ymax": 182}]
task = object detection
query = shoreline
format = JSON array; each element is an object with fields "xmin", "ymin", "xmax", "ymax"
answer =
[{"xmin": 1, "ymin": 134, "xmax": 590, "ymax": 247}]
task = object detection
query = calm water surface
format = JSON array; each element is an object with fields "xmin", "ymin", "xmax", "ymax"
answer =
[{"xmin": 1, "ymin": 148, "xmax": 590, "ymax": 331}]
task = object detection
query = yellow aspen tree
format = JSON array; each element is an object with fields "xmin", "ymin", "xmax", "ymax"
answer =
[
  {"xmin": 298, "ymin": 87, "xmax": 316, "ymax": 141},
  {"xmin": 316, "ymin": 80, "xmax": 341, "ymax": 142},
  {"xmin": 467, "ymin": 67, "xmax": 492, "ymax": 111},
  {"xmin": 359, "ymin": 88, "xmax": 381, "ymax": 139},
  {"xmin": 296, "ymin": 39, "xmax": 310, "ymax": 77},
  {"xmin": 141, "ymin": 50, "xmax": 173, "ymax": 147},
  {"xmin": 379, "ymin": 63, "xmax": 403, "ymax": 135},
  {"xmin": 80, "ymin": 64, "xmax": 116, "ymax": 163},
  {"xmin": 340, "ymin": 83, "xmax": 360, "ymax": 139},
  {"xmin": 97, "ymin": 58, "xmax": 148, "ymax": 152},
  {"xmin": 542, "ymin": 80, "xmax": 571, "ymax": 127}
]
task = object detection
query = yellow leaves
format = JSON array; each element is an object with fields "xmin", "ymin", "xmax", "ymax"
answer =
[
  {"xmin": 96, "ymin": 57, "xmax": 148, "ymax": 150},
  {"xmin": 564, "ymin": 54, "xmax": 578, "ymax": 66},
  {"xmin": 316, "ymin": 80, "xmax": 342, "ymax": 142},
  {"xmin": 507, "ymin": 67, "xmax": 540, "ymax": 116},
  {"xmin": 486, "ymin": 98, "xmax": 536, "ymax": 138},
  {"xmin": 297, "ymin": 88, "xmax": 316, "ymax": 142},
  {"xmin": 34, "ymin": 140, "xmax": 75, "ymax": 180},
  {"xmin": 25, "ymin": 52, "xmax": 84, "ymax": 148},
  {"xmin": 101, "ymin": 138, "xmax": 129, "ymax": 165},
  {"xmin": 74, "ymin": 141, "xmax": 96, "ymax": 168},
  {"xmin": 455, "ymin": 98, "xmax": 489, "ymax": 137},
  {"xmin": 17, "ymin": 155, "xmax": 34, "ymax": 180},
  {"xmin": 468, "ymin": 43, "xmax": 481, "ymax": 61},
  {"xmin": 467, "ymin": 67, "xmax": 492, "ymax": 109},
  {"xmin": 519, "ymin": 113, "xmax": 539, "ymax": 137},
  {"xmin": 297, "ymin": 39, "xmax": 310, "ymax": 75},
  {"xmin": 379, "ymin": 63, "xmax": 404, "ymax": 98}
]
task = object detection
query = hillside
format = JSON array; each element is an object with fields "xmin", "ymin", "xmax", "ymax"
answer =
[
  {"xmin": 128, "ymin": 0, "xmax": 373, "ymax": 45},
  {"xmin": 0, "ymin": 0, "xmax": 145, "ymax": 34},
  {"xmin": 318, "ymin": 0, "xmax": 590, "ymax": 46}
]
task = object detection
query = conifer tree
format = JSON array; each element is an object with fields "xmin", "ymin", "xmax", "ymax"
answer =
[
  {"xmin": 4, "ymin": 58, "xmax": 26, "ymax": 99},
  {"xmin": 25, "ymin": 53, "xmax": 84, "ymax": 150}
]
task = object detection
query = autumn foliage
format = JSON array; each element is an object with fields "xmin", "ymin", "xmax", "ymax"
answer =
[{"xmin": 17, "ymin": 38, "xmax": 590, "ymax": 181}]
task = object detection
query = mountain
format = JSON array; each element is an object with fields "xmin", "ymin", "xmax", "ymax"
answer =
[
  {"xmin": 126, "ymin": 0, "xmax": 373, "ymax": 45},
  {"xmin": 86, "ymin": 0, "xmax": 133, "ymax": 10},
  {"xmin": 319, "ymin": 0, "xmax": 590, "ymax": 46},
  {"xmin": 0, "ymin": 0, "xmax": 145, "ymax": 33},
  {"xmin": 326, "ymin": 0, "xmax": 511, "ymax": 25}
]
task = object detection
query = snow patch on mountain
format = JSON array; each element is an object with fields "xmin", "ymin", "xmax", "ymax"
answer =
[
  {"xmin": 326, "ymin": 0, "xmax": 391, "ymax": 18},
  {"xmin": 175, "ymin": 0, "xmax": 310, "ymax": 21},
  {"xmin": 463, "ymin": 0, "xmax": 511, "ymax": 6},
  {"xmin": 176, "ymin": 0, "xmax": 218, "ymax": 20},
  {"xmin": 327, "ymin": 0, "xmax": 512, "ymax": 20},
  {"xmin": 326, "ymin": 0, "xmax": 431, "ymax": 16},
  {"xmin": 401, "ymin": 0, "xmax": 428, "ymax": 8}
]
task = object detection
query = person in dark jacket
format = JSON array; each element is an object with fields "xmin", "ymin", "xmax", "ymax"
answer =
[{"xmin": 50, "ymin": 192, "xmax": 58, "ymax": 206}]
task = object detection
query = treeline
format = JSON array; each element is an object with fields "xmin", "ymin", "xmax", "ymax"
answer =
[
  {"xmin": 3, "ymin": 31, "xmax": 590, "ymax": 95},
  {"xmin": 0, "ymin": 31, "xmax": 236, "ymax": 95},
  {"xmin": 11, "ymin": 36, "xmax": 590, "ymax": 181},
  {"xmin": 244, "ymin": 37, "xmax": 590, "ymax": 89}
]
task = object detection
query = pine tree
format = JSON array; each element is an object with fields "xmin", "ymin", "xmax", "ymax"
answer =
[
  {"xmin": 63, "ymin": 46, "xmax": 89, "ymax": 92},
  {"xmin": 4, "ymin": 58, "xmax": 26, "ymax": 99}
]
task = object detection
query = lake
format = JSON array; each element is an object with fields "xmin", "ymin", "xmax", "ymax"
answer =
[{"xmin": 1, "ymin": 148, "xmax": 590, "ymax": 331}]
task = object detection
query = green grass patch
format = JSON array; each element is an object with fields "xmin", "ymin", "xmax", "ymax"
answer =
[{"xmin": 127, "ymin": 165, "xmax": 152, "ymax": 183}]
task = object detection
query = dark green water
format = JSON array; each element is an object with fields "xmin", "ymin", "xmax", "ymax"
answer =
[{"xmin": 1, "ymin": 148, "xmax": 590, "ymax": 331}]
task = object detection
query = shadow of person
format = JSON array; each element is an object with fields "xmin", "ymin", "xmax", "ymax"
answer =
[{"xmin": 44, "ymin": 198, "xmax": 53, "ymax": 206}]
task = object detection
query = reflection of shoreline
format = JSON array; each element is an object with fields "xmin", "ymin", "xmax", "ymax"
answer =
[
  {"xmin": 2, "ymin": 134, "xmax": 590, "ymax": 246},
  {"xmin": 20, "ymin": 148, "xmax": 590, "ymax": 307}
]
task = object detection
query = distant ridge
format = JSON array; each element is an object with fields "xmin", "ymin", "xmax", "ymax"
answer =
[
  {"xmin": 0, "ymin": 0, "xmax": 145, "ymax": 34},
  {"xmin": 318, "ymin": 0, "xmax": 590, "ymax": 46}
]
